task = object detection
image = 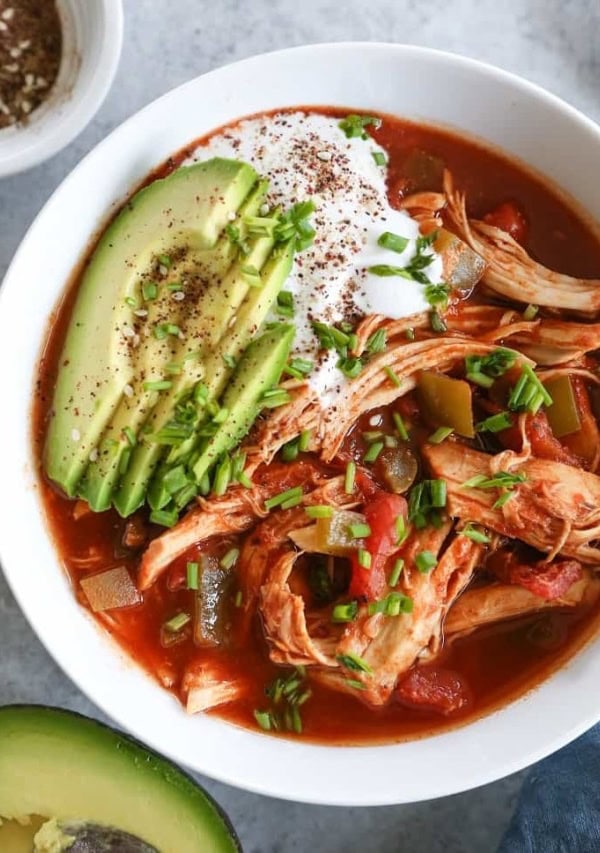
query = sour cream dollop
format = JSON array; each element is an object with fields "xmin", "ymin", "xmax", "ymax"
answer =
[{"xmin": 187, "ymin": 112, "xmax": 443, "ymax": 406}]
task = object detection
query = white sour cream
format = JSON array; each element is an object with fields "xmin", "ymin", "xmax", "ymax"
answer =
[{"xmin": 186, "ymin": 112, "xmax": 443, "ymax": 405}]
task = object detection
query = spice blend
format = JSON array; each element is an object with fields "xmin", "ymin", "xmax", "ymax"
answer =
[{"xmin": 0, "ymin": 1, "xmax": 62, "ymax": 128}]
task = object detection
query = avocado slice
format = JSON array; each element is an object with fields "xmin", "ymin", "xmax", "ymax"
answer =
[
  {"xmin": 114, "ymin": 238, "xmax": 295, "ymax": 517},
  {"xmin": 80, "ymin": 179, "xmax": 271, "ymax": 512},
  {"xmin": 45, "ymin": 158, "xmax": 257, "ymax": 498},
  {"xmin": 192, "ymin": 323, "xmax": 295, "ymax": 483},
  {"xmin": 0, "ymin": 705, "xmax": 239, "ymax": 853}
]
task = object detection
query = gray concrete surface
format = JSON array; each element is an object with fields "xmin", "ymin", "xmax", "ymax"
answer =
[{"xmin": 1, "ymin": 1, "xmax": 599, "ymax": 850}]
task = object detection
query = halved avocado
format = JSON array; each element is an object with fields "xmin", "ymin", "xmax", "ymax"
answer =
[{"xmin": 0, "ymin": 706, "xmax": 239, "ymax": 853}]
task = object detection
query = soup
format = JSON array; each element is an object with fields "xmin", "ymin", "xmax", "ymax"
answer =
[{"xmin": 35, "ymin": 108, "xmax": 600, "ymax": 743}]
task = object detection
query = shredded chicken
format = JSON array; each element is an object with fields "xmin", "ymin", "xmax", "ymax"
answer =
[
  {"xmin": 444, "ymin": 170, "xmax": 600, "ymax": 313},
  {"xmin": 182, "ymin": 660, "xmax": 245, "ymax": 714},
  {"xmin": 423, "ymin": 442, "xmax": 600, "ymax": 563},
  {"xmin": 445, "ymin": 574, "xmax": 600, "ymax": 638}
]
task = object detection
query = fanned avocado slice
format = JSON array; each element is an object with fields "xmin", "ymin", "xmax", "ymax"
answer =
[
  {"xmin": 44, "ymin": 158, "xmax": 257, "ymax": 498},
  {"xmin": 80, "ymin": 179, "xmax": 270, "ymax": 512},
  {"xmin": 0, "ymin": 706, "xmax": 239, "ymax": 853}
]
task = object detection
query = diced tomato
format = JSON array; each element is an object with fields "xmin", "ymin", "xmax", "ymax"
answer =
[
  {"xmin": 488, "ymin": 550, "xmax": 582, "ymax": 600},
  {"xmin": 396, "ymin": 666, "xmax": 472, "ymax": 715},
  {"xmin": 499, "ymin": 410, "xmax": 581, "ymax": 467},
  {"xmin": 348, "ymin": 492, "xmax": 407, "ymax": 600},
  {"xmin": 483, "ymin": 201, "xmax": 528, "ymax": 244}
]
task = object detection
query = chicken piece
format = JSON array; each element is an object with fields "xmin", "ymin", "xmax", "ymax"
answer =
[
  {"xmin": 423, "ymin": 442, "xmax": 600, "ymax": 563},
  {"xmin": 444, "ymin": 170, "xmax": 600, "ymax": 313},
  {"xmin": 445, "ymin": 573, "xmax": 600, "ymax": 638},
  {"xmin": 317, "ymin": 523, "xmax": 485, "ymax": 706},
  {"xmin": 320, "ymin": 338, "xmax": 529, "ymax": 462},
  {"xmin": 260, "ymin": 551, "xmax": 339, "ymax": 667},
  {"xmin": 139, "ymin": 460, "xmax": 327, "ymax": 590},
  {"xmin": 509, "ymin": 319, "xmax": 600, "ymax": 365},
  {"xmin": 182, "ymin": 660, "xmax": 245, "ymax": 713}
]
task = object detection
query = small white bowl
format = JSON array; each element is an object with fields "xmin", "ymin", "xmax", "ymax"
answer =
[
  {"xmin": 0, "ymin": 0, "xmax": 123, "ymax": 177},
  {"xmin": 1, "ymin": 43, "xmax": 600, "ymax": 806}
]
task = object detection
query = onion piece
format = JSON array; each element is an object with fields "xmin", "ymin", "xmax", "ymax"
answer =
[{"xmin": 80, "ymin": 566, "xmax": 141, "ymax": 612}]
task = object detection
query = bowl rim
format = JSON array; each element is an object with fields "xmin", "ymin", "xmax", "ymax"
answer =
[
  {"xmin": 2, "ymin": 41, "xmax": 600, "ymax": 806},
  {"xmin": 0, "ymin": 0, "xmax": 124, "ymax": 177}
]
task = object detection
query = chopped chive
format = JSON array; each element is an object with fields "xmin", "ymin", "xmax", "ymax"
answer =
[
  {"xmin": 212, "ymin": 455, "xmax": 231, "ymax": 496},
  {"xmin": 366, "ymin": 328, "xmax": 387, "ymax": 354},
  {"xmin": 298, "ymin": 429, "xmax": 312, "ymax": 452},
  {"xmin": 348, "ymin": 522, "xmax": 371, "ymax": 539},
  {"xmin": 338, "ymin": 355, "xmax": 364, "ymax": 378},
  {"xmin": 357, "ymin": 549, "xmax": 372, "ymax": 569},
  {"xmin": 476, "ymin": 412, "xmax": 513, "ymax": 433},
  {"xmin": 368, "ymin": 592, "xmax": 413, "ymax": 617},
  {"xmin": 261, "ymin": 389, "xmax": 292, "ymax": 408},
  {"xmin": 332, "ymin": 601, "xmax": 359, "ymax": 623},
  {"xmin": 281, "ymin": 495, "xmax": 304, "ymax": 510},
  {"xmin": 389, "ymin": 558, "xmax": 404, "ymax": 587},
  {"xmin": 392, "ymin": 411, "xmax": 409, "ymax": 440},
  {"xmin": 220, "ymin": 548, "xmax": 240, "ymax": 569},
  {"xmin": 234, "ymin": 590, "xmax": 243, "ymax": 607},
  {"xmin": 154, "ymin": 323, "xmax": 181, "ymax": 340},
  {"xmin": 462, "ymin": 471, "xmax": 526, "ymax": 490},
  {"xmin": 124, "ymin": 296, "xmax": 137, "ymax": 308},
  {"xmin": 372, "ymin": 151, "xmax": 387, "ymax": 166},
  {"xmin": 158, "ymin": 253, "xmax": 172, "ymax": 268},
  {"xmin": 241, "ymin": 264, "xmax": 262, "ymax": 287},
  {"xmin": 164, "ymin": 612, "xmax": 190, "ymax": 632},
  {"xmin": 466, "ymin": 370, "xmax": 494, "ymax": 389},
  {"xmin": 238, "ymin": 471, "xmax": 253, "ymax": 489},
  {"xmin": 348, "ymin": 332, "xmax": 359, "ymax": 352},
  {"xmin": 377, "ymin": 231, "xmax": 409, "ymax": 253},
  {"xmin": 430, "ymin": 479, "xmax": 447, "ymax": 508},
  {"xmin": 369, "ymin": 263, "xmax": 412, "ymax": 278},
  {"xmin": 338, "ymin": 114, "xmax": 381, "ymax": 139},
  {"xmin": 281, "ymin": 441, "xmax": 299, "ymax": 462},
  {"xmin": 288, "ymin": 357, "xmax": 314, "ymax": 376},
  {"xmin": 523, "ymin": 304, "xmax": 539, "ymax": 321},
  {"xmin": 383, "ymin": 366, "xmax": 402, "ymax": 387},
  {"xmin": 254, "ymin": 710, "xmax": 272, "ymax": 731},
  {"xmin": 493, "ymin": 491, "xmax": 516, "ymax": 510},
  {"xmin": 344, "ymin": 461, "xmax": 356, "ymax": 494},
  {"xmin": 142, "ymin": 281, "xmax": 158, "ymax": 301},
  {"xmin": 462, "ymin": 474, "xmax": 488, "ymax": 489},
  {"xmin": 430, "ymin": 311, "xmax": 447, "ymax": 333},
  {"xmin": 428, "ymin": 426, "xmax": 453, "ymax": 444},
  {"xmin": 143, "ymin": 379, "xmax": 173, "ymax": 392},
  {"xmin": 123, "ymin": 426, "xmax": 136, "ymax": 447},
  {"xmin": 425, "ymin": 283, "xmax": 450, "ymax": 311},
  {"xmin": 336, "ymin": 651, "xmax": 373, "ymax": 674},
  {"xmin": 265, "ymin": 486, "xmax": 303, "ymax": 511},
  {"xmin": 345, "ymin": 679, "xmax": 366, "ymax": 690},
  {"xmin": 194, "ymin": 383, "xmax": 208, "ymax": 403},
  {"xmin": 167, "ymin": 280, "xmax": 184, "ymax": 292},
  {"xmin": 460, "ymin": 524, "xmax": 491, "ymax": 544},
  {"xmin": 305, "ymin": 504, "xmax": 334, "ymax": 519},
  {"xmin": 363, "ymin": 441, "xmax": 384, "ymax": 463},
  {"xmin": 395, "ymin": 514, "xmax": 408, "ymax": 546},
  {"xmin": 415, "ymin": 550, "xmax": 437, "ymax": 573},
  {"xmin": 186, "ymin": 561, "xmax": 199, "ymax": 590},
  {"xmin": 150, "ymin": 507, "xmax": 178, "ymax": 528},
  {"xmin": 212, "ymin": 407, "xmax": 229, "ymax": 425},
  {"xmin": 312, "ymin": 320, "xmax": 351, "ymax": 351}
]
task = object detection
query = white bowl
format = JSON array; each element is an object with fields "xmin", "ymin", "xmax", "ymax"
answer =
[
  {"xmin": 1, "ymin": 43, "xmax": 600, "ymax": 806},
  {"xmin": 0, "ymin": 0, "xmax": 123, "ymax": 177}
]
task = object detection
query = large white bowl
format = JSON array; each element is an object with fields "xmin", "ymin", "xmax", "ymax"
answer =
[{"xmin": 1, "ymin": 43, "xmax": 600, "ymax": 806}]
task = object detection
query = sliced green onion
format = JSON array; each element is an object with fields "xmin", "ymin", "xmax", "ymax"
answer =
[
  {"xmin": 363, "ymin": 441, "xmax": 384, "ymax": 463},
  {"xmin": 493, "ymin": 491, "xmax": 516, "ymax": 510},
  {"xmin": 254, "ymin": 710, "xmax": 272, "ymax": 731},
  {"xmin": 466, "ymin": 370, "xmax": 494, "ymax": 389},
  {"xmin": 186, "ymin": 561, "xmax": 199, "ymax": 590},
  {"xmin": 460, "ymin": 524, "xmax": 491, "ymax": 544},
  {"xmin": 150, "ymin": 507, "xmax": 178, "ymax": 528},
  {"xmin": 428, "ymin": 426, "xmax": 453, "ymax": 444},
  {"xmin": 430, "ymin": 311, "xmax": 447, "ymax": 333},
  {"xmin": 298, "ymin": 429, "xmax": 312, "ymax": 452},
  {"xmin": 338, "ymin": 114, "xmax": 381, "ymax": 139},
  {"xmin": 392, "ymin": 411, "xmax": 409, "ymax": 440},
  {"xmin": 142, "ymin": 280, "xmax": 158, "ymax": 301},
  {"xmin": 415, "ymin": 550, "xmax": 437, "ymax": 573},
  {"xmin": 476, "ymin": 412, "xmax": 513, "ymax": 433},
  {"xmin": 430, "ymin": 479, "xmax": 447, "ymax": 508},
  {"xmin": 164, "ymin": 612, "xmax": 190, "ymax": 632},
  {"xmin": 234, "ymin": 590, "xmax": 243, "ymax": 608},
  {"xmin": 383, "ymin": 366, "xmax": 402, "ymax": 387},
  {"xmin": 143, "ymin": 380, "xmax": 173, "ymax": 392},
  {"xmin": 220, "ymin": 548, "xmax": 240, "ymax": 569},
  {"xmin": 357, "ymin": 549, "xmax": 372, "ymax": 569},
  {"xmin": 523, "ymin": 304, "xmax": 539, "ymax": 321},
  {"xmin": 395, "ymin": 514, "xmax": 408, "ymax": 546},
  {"xmin": 162, "ymin": 465, "xmax": 189, "ymax": 495},
  {"xmin": 332, "ymin": 601, "xmax": 359, "ymax": 623},
  {"xmin": 345, "ymin": 679, "xmax": 366, "ymax": 690},
  {"xmin": 366, "ymin": 328, "xmax": 387, "ymax": 354},
  {"xmin": 281, "ymin": 440, "xmax": 299, "ymax": 462},
  {"xmin": 372, "ymin": 151, "xmax": 387, "ymax": 166},
  {"xmin": 281, "ymin": 494, "xmax": 304, "ymax": 510},
  {"xmin": 348, "ymin": 522, "xmax": 371, "ymax": 539},
  {"xmin": 212, "ymin": 455, "xmax": 231, "ymax": 496},
  {"xmin": 158, "ymin": 253, "xmax": 172, "ymax": 268},
  {"xmin": 305, "ymin": 505, "xmax": 334, "ymax": 519},
  {"xmin": 123, "ymin": 426, "xmax": 136, "ymax": 447},
  {"xmin": 338, "ymin": 356, "xmax": 364, "ymax": 378},
  {"xmin": 336, "ymin": 651, "xmax": 373, "ymax": 674},
  {"xmin": 312, "ymin": 321, "xmax": 350, "ymax": 352},
  {"xmin": 377, "ymin": 232, "xmax": 409, "ymax": 254},
  {"xmin": 344, "ymin": 461, "xmax": 356, "ymax": 494},
  {"xmin": 265, "ymin": 486, "xmax": 303, "ymax": 511},
  {"xmin": 389, "ymin": 558, "xmax": 404, "ymax": 587}
]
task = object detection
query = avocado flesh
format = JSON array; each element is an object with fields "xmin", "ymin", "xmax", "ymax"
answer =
[
  {"xmin": 114, "ymin": 238, "xmax": 295, "ymax": 517},
  {"xmin": 45, "ymin": 158, "xmax": 257, "ymax": 498},
  {"xmin": 0, "ymin": 706, "xmax": 239, "ymax": 853},
  {"xmin": 192, "ymin": 323, "xmax": 295, "ymax": 482},
  {"xmin": 80, "ymin": 179, "xmax": 270, "ymax": 512}
]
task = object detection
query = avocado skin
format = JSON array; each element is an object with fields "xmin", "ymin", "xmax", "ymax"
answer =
[
  {"xmin": 0, "ymin": 705, "xmax": 240, "ymax": 853},
  {"xmin": 45, "ymin": 159, "xmax": 257, "ymax": 500}
]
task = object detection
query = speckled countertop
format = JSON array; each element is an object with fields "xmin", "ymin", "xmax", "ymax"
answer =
[{"xmin": 1, "ymin": 1, "xmax": 599, "ymax": 850}]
